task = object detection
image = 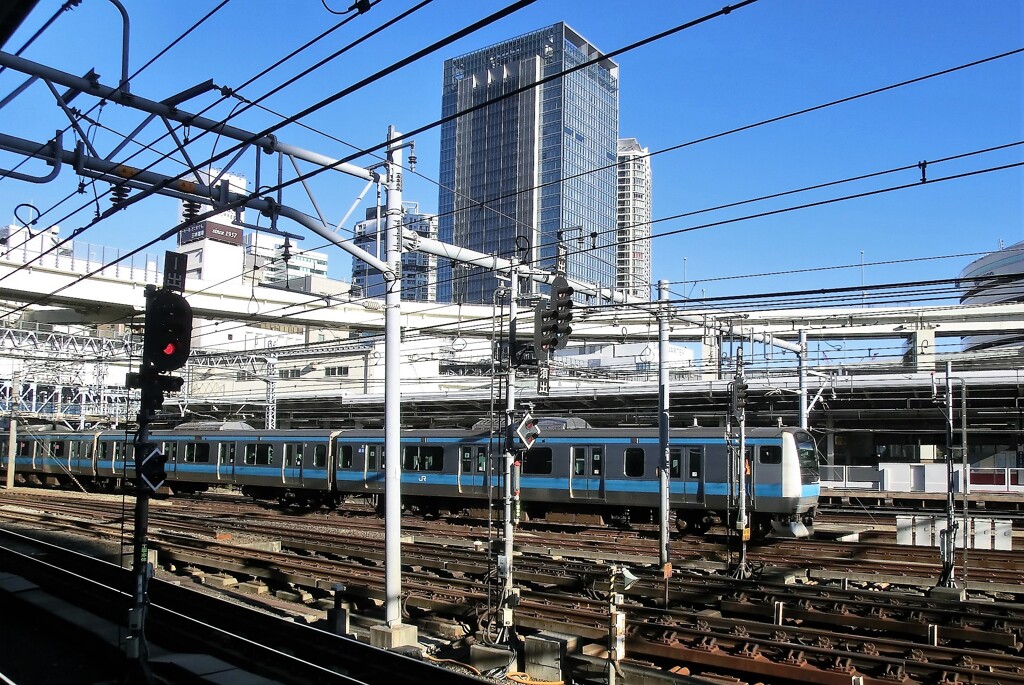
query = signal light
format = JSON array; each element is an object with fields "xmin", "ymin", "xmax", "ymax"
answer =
[
  {"xmin": 135, "ymin": 442, "xmax": 167, "ymax": 492},
  {"xmin": 536, "ymin": 306, "xmax": 560, "ymax": 350},
  {"xmin": 731, "ymin": 379, "xmax": 749, "ymax": 417},
  {"xmin": 143, "ymin": 287, "xmax": 193, "ymax": 373},
  {"xmin": 516, "ymin": 413, "xmax": 541, "ymax": 449},
  {"xmin": 550, "ymin": 275, "xmax": 574, "ymax": 350}
]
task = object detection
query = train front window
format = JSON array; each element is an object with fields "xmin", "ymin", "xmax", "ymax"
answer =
[{"xmin": 799, "ymin": 442, "xmax": 819, "ymax": 469}]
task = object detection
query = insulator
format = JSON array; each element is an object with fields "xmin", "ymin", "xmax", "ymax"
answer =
[
  {"xmin": 110, "ymin": 183, "xmax": 130, "ymax": 207},
  {"xmin": 182, "ymin": 200, "xmax": 201, "ymax": 225}
]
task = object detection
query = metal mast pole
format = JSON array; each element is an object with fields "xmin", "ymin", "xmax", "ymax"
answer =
[
  {"xmin": 657, "ymin": 280, "xmax": 671, "ymax": 577},
  {"xmin": 383, "ymin": 126, "xmax": 405, "ymax": 627},
  {"xmin": 735, "ymin": 348, "xmax": 748, "ymax": 576},
  {"xmin": 798, "ymin": 330, "xmax": 808, "ymax": 430},
  {"xmin": 939, "ymin": 361, "xmax": 957, "ymax": 587},
  {"xmin": 500, "ymin": 260, "xmax": 520, "ymax": 636},
  {"xmin": 5, "ymin": 371, "xmax": 16, "ymax": 490}
]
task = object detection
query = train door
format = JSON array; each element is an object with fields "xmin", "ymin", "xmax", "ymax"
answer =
[
  {"xmin": 216, "ymin": 441, "xmax": 236, "ymax": 482},
  {"xmin": 107, "ymin": 439, "xmax": 128, "ymax": 479},
  {"xmin": 282, "ymin": 441, "xmax": 305, "ymax": 488},
  {"xmin": 161, "ymin": 440, "xmax": 179, "ymax": 480},
  {"xmin": 69, "ymin": 438, "xmax": 91, "ymax": 478},
  {"xmin": 361, "ymin": 443, "xmax": 384, "ymax": 490},
  {"xmin": 671, "ymin": 446, "xmax": 705, "ymax": 505},
  {"xmin": 753, "ymin": 443, "xmax": 783, "ymax": 509},
  {"xmin": 458, "ymin": 444, "xmax": 487, "ymax": 496},
  {"xmin": 569, "ymin": 445, "xmax": 604, "ymax": 499}
]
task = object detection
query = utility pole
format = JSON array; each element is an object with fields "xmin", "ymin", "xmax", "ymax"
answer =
[
  {"xmin": 937, "ymin": 361, "xmax": 964, "ymax": 590},
  {"xmin": 657, "ymin": 280, "xmax": 672, "ymax": 586},
  {"xmin": 730, "ymin": 348, "xmax": 750, "ymax": 578},
  {"xmin": 5, "ymin": 371, "xmax": 17, "ymax": 490},
  {"xmin": 375, "ymin": 126, "xmax": 418, "ymax": 649},
  {"xmin": 499, "ymin": 260, "xmax": 521, "ymax": 639}
]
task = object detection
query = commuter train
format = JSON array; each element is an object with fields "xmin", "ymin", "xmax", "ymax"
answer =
[{"xmin": 0, "ymin": 420, "xmax": 820, "ymax": 537}]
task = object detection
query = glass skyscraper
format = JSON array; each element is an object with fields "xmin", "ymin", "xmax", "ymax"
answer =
[{"xmin": 437, "ymin": 23, "xmax": 619, "ymax": 303}]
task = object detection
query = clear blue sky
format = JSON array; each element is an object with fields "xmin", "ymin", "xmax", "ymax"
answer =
[{"xmin": 1, "ymin": 0, "xmax": 1021, "ymax": 301}]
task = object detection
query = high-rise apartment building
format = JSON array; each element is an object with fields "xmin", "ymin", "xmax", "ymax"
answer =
[
  {"xmin": 352, "ymin": 203, "xmax": 438, "ymax": 301},
  {"xmin": 616, "ymin": 138, "xmax": 652, "ymax": 299},
  {"xmin": 438, "ymin": 23, "xmax": 619, "ymax": 303}
]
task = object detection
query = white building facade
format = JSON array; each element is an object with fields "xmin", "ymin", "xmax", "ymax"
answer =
[
  {"xmin": 245, "ymin": 232, "xmax": 329, "ymax": 285},
  {"xmin": 616, "ymin": 138, "xmax": 652, "ymax": 299}
]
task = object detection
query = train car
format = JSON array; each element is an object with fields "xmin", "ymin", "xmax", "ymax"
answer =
[
  {"xmin": 499, "ymin": 424, "xmax": 818, "ymax": 536},
  {"xmin": 0, "ymin": 421, "xmax": 819, "ymax": 537}
]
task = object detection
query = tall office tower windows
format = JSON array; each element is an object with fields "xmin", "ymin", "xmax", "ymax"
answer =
[
  {"xmin": 616, "ymin": 138, "xmax": 652, "ymax": 299},
  {"xmin": 438, "ymin": 23, "xmax": 619, "ymax": 303},
  {"xmin": 352, "ymin": 203, "xmax": 438, "ymax": 302}
]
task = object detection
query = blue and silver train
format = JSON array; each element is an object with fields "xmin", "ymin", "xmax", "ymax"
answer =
[{"xmin": 0, "ymin": 420, "xmax": 820, "ymax": 537}]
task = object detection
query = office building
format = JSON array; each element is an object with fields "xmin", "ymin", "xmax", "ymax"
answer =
[
  {"xmin": 616, "ymin": 138, "xmax": 652, "ymax": 299},
  {"xmin": 245, "ymin": 232, "xmax": 328, "ymax": 285},
  {"xmin": 352, "ymin": 203, "xmax": 438, "ymax": 301},
  {"xmin": 438, "ymin": 23, "xmax": 619, "ymax": 303}
]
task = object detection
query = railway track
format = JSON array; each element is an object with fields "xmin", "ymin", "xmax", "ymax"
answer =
[{"xmin": 2, "ymin": 488, "xmax": 1023, "ymax": 684}]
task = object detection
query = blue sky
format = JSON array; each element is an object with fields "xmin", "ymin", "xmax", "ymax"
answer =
[{"xmin": 0, "ymin": 0, "xmax": 1020, "ymax": 301}]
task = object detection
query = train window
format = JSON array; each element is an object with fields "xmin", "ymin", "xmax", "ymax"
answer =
[
  {"xmin": 284, "ymin": 443, "xmax": 304, "ymax": 467},
  {"xmin": 219, "ymin": 443, "xmax": 235, "ymax": 464},
  {"xmin": 759, "ymin": 446, "xmax": 782, "ymax": 464},
  {"xmin": 244, "ymin": 444, "xmax": 273, "ymax": 465},
  {"xmin": 334, "ymin": 445, "xmax": 348, "ymax": 469},
  {"xmin": 98, "ymin": 442, "xmax": 108, "ymax": 460},
  {"xmin": 366, "ymin": 445, "xmax": 379, "ymax": 471},
  {"xmin": 592, "ymin": 448, "xmax": 603, "ymax": 475},
  {"xmin": 17, "ymin": 439, "xmax": 31, "ymax": 458},
  {"xmin": 688, "ymin": 448, "xmax": 703, "ymax": 479},
  {"xmin": 114, "ymin": 442, "xmax": 122, "ymax": 460},
  {"xmin": 522, "ymin": 448, "xmax": 552, "ymax": 474},
  {"xmin": 163, "ymin": 442, "xmax": 179, "ymax": 461},
  {"xmin": 460, "ymin": 447, "xmax": 472, "ymax": 474},
  {"xmin": 69, "ymin": 441, "xmax": 80, "ymax": 460},
  {"xmin": 669, "ymin": 449, "xmax": 681, "ymax": 478},
  {"xmin": 184, "ymin": 443, "xmax": 211, "ymax": 463},
  {"xmin": 477, "ymin": 450, "xmax": 487, "ymax": 473},
  {"xmin": 403, "ymin": 446, "xmax": 444, "ymax": 472},
  {"xmin": 50, "ymin": 441, "xmax": 65, "ymax": 458},
  {"xmin": 572, "ymin": 447, "xmax": 585, "ymax": 476},
  {"xmin": 624, "ymin": 448, "xmax": 645, "ymax": 477}
]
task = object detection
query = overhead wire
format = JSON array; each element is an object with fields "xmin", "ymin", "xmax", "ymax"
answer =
[
  {"xmin": 0, "ymin": 0, "xmax": 391, "ymax": 256},
  {"xmin": 6, "ymin": 1, "xmax": 1007, "ymax": 313},
  {"xmin": 0, "ymin": 0, "xmax": 521, "ymax": 282},
  {"xmin": 2, "ymin": 5, "xmax": 1015, "ymax": 405}
]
